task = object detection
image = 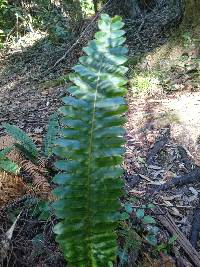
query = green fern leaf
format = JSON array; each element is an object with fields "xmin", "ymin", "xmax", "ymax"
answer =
[
  {"xmin": 43, "ymin": 113, "xmax": 59, "ymax": 158},
  {"xmin": 14, "ymin": 143, "xmax": 38, "ymax": 164},
  {"xmin": 0, "ymin": 147, "xmax": 20, "ymax": 174},
  {"xmin": 3, "ymin": 123, "xmax": 39, "ymax": 162},
  {"xmin": 0, "ymin": 146, "xmax": 13, "ymax": 159},
  {"xmin": 53, "ymin": 14, "xmax": 128, "ymax": 266},
  {"xmin": 0, "ymin": 158, "xmax": 20, "ymax": 174}
]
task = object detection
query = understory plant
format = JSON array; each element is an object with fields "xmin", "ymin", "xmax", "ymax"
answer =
[
  {"xmin": 1, "ymin": 113, "xmax": 58, "ymax": 170},
  {"xmin": 53, "ymin": 14, "xmax": 128, "ymax": 266},
  {"xmin": 0, "ymin": 146, "xmax": 20, "ymax": 174}
]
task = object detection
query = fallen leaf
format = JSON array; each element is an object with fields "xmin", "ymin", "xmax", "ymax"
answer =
[
  {"xmin": 153, "ymin": 255, "xmax": 176, "ymax": 267},
  {"xmin": 188, "ymin": 187, "xmax": 199, "ymax": 202},
  {"xmin": 148, "ymin": 165, "xmax": 162, "ymax": 170},
  {"xmin": 129, "ymin": 189, "xmax": 146, "ymax": 196},
  {"xmin": 34, "ymin": 127, "xmax": 43, "ymax": 134},
  {"xmin": 138, "ymin": 174, "xmax": 152, "ymax": 182}
]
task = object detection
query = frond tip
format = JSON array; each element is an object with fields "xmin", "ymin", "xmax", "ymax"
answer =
[{"xmin": 53, "ymin": 13, "xmax": 128, "ymax": 267}]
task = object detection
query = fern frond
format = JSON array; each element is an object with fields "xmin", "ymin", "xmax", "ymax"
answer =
[
  {"xmin": 53, "ymin": 14, "xmax": 128, "ymax": 266},
  {"xmin": 0, "ymin": 158, "xmax": 20, "ymax": 174},
  {"xmin": 0, "ymin": 147, "xmax": 13, "ymax": 159},
  {"xmin": 3, "ymin": 123, "xmax": 39, "ymax": 163},
  {"xmin": 0, "ymin": 172, "xmax": 28, "ymax": 206},
  {"xmin": 0, "ymin": 146, "xmax": 20, "ymax": 174},
  {"xmin": 21, "ymin": 160, "xmax": 52, "ymax": 200},
  {"xmin": 43, "ymin": 113, "xmax": 59, "ymax": 158}
]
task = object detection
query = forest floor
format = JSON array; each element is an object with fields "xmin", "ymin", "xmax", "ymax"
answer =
[{"xmin": 0, "ymin": 17, "xmax": 200, "ymax": 267}]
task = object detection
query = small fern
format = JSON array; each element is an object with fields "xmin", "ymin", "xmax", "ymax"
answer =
[
  {"xmin": 0, "ymin": 146, "xmax": 20, "ymax": 174},
  {"xmin": 44, "ymin": 113, "xmax": 59, "ymax": 158},
  {"xmin": 53, "ymin": 14, "xmax": 128, "ymax": 266},
  {"xmin": 0, "ymin": 158, "xmax": 20, "ymax": 174},
  {"xmin": 0, "ymin": 147, "xmax": 20, "ymax": 174},
  {"xmin": 3, "ymin": 123, "xmax": 39, "ymax": 162},
  {"xmin": 0, "ymin": 147, "xmax": 13, "ymax": 159}
]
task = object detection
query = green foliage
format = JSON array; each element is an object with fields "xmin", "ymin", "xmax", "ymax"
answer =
[
  {"xmin": 130, "ymin": 70, "xmax": 162, "ymax": 95},
  {"xmin": 4, "ymin": 123, "xmax": 39, "ymax": 162},
  {"xmin": 135, "ymin": 203, "xmax": 158, "ymax": 246},
  {"xmin": 0, "ymin": 0, "xmax": 83, "ymax": 44},
  {"xmin": 0, "ymin": 146, "xmax": 13, "ymax": 158},
  {"xmin": 80, "ymin": 0, "xmax": 95, "ymax": 16},
  {"xmin": 136, "ymin": 209, "xmax": 145, "ymax": 219},
  {"xmin": 44, "ymin": 113, "xmax": 59, "ymax": 158},
  {"xmin": 3, "ymin": 114, "xmax": 58, "ymax": 163},
  {"xmin": 0, "ymin": 0, "xmax": 11, "ymax": 43},
  {"xmin": 156, "ymin": 235, "xmax": 177, "ymax": 254},
  {"xmin": 118, "ymin": 221, "xmax": 141, "ymax": 266},
  {"xmin": 0, "ymin": 147, "xmax": 20, "ymax": 174},
  {"xmin": 53, "ymin": 13, "xmax": 128, "ymax": 266},
  {"xmin": 122, "ymin": 201, "xmax": 159, "ymax": 247},
  {"xmin": 31, "ymin": 199, "xmax": 52, "ymax": 221},
  {"xmin": 0, "ymin": 157, "xmax": 20, "ymax": 174},
  {"xmin": 33, "ymin": 0, "xmax": 86, "ymax": 43}
]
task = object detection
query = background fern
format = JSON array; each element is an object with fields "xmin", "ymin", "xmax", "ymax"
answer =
[
  {"xmin": 0, "ymin": 147, "xmax": 20, "ymax": 174},
  {"xmin": 44, "ymin": 112, "xmax": 59, "ymax": 158},
  {"xmin": 53, "ymin": 14, "xmax": 128, "ymax": 266},
  {"xmin": 3, "ymin": 123, "xmax": 39, "ymax": 163},
  {"xmin": 0, "ymin": 146, "xmax": 13, "ymax": 158},
  {"xmin": 3, "ymin": 114, "xmax": 59, "ymax": 163}
]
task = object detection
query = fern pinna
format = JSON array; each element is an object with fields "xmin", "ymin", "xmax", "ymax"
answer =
[{"xmin": 53, "ymin": 14, "xmax": 128, "ymax": 267}]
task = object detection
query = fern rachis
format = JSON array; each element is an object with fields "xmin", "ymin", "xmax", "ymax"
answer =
[{"xmin": 53, "ymin": 14, "xmax": 128, "ymax": 266}]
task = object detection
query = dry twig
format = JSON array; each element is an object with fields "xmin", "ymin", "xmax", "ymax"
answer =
[
  {"xmin": 156, "ymin": 207, "xmax": 200, "ymax": 267},
  {"xmin": 51, "ymin": 0, "xmax": 114, "ymax": 70}
]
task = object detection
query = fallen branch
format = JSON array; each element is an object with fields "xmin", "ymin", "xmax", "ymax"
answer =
[
  {"xmin": 0, "ymin": 212, "xmax": 21, "ymax": 260},
  {"xmin": 147, "ymin": 128, "xmax": 170, "ymax": 165},
  {"xmin": 190, "ymin": 196, "xmax": 200, "ymax": 248},
  {"xmin": 152, "ymin": 167, "xmax": 200, "ymax": 193},
  {"xmin": 177, "ymin": 145, "xmax": 194, "ymax": 171},
  {"xmin": 51, "ymin": 0, "xmax": 113, "ymax": 70},
  {"xmin": 156, "ymin": 207, "xmax": 200, "ymax": 267}
]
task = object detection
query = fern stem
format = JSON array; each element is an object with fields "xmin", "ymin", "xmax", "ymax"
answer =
[{"xmin": 86, "ymin": 56, "xmax": 103, "ymax": 264}]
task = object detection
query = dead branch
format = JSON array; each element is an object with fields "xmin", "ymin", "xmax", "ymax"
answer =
[
  {"xmin": 152, "ymin": 167, "xmax": 200, "ymax": 193},
  {"xmin": 51, "ymin": 0, "xmax": 113, "ymax": 70},
  {"xmin": 190, "ymin": 196, "xmax": 200, "ymax": 248},
  {"xmin": 147, "ymin": 127, "xmax": 170, "ymax": 165},
  {"xmin": 156, "ymin": 207, "xmax": 200, "ymax": 267}
]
